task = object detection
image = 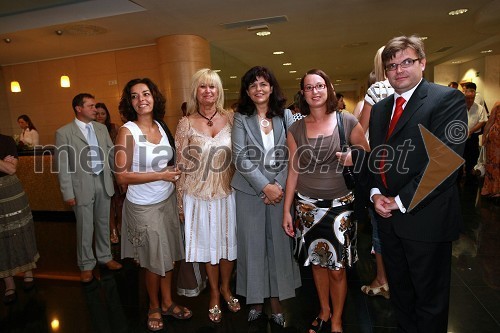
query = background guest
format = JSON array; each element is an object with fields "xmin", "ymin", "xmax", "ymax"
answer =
[
  {"xmin": 0, "ymin": 133, "xmax": 39, "ymax": 304},
  {"xmin": 55, "ymin": 93, "xmax": 121, "ymax": 284},
  {"xmin": 358, "ymin": 46, "xmax": 394, "ymax": 300},
  {"xmin": 283, "ymin": 69, "xmax": 368, "ymax": 333},
  {"xmin": 116, "ymin": 78, "xmax": 190, "ymax": 331},
  {"xmin": 232, "ymin": 66, "xmax": 301, "ymax": 326},
  {"xmin": 481, "ymin": 101, "xmax": 500, "ymax": 198},
  {"xmin": 95, "ymin": 102, "xmax": 122, "ymax": 245},
  {"xmin": 17, "ymin": 114, "xmax": 39, "ymax": 147},
  {"xmin": 175, "ymin": 68, "xmax": 238, "ymax": 323}
]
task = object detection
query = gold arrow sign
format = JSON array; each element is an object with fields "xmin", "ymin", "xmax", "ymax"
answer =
[{"xmin": 408, "ymin": 124, "xmax": 465, "ymax": 211}]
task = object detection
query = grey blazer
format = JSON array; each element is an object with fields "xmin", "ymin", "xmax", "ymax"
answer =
[
  {"xmin": 231, "ymin": 109, "xmax": 293, "ymax": 195},
  {"xmin": 55, "ymin": 120, "xmax": 115, "ymax": 205}
]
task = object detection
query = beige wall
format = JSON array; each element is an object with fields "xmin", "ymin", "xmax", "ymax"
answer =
[{"xmin": 1, "ymin": 45, "xmax": 162, "ymax": 145}]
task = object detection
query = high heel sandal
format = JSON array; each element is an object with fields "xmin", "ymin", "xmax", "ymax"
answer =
[
  {"xmin": 309, "ymin": 316, "xmax": 330, "ymax": 333},
  {"xmin": 220, "ymin": 288, "xmax": 240, "ymax": 312},
  {"xmin": 360, "ymin": 283, "xmax": 390, "ymax": 299},
  {"xmin": 110, "ymin": 229, "xmax": 119, "ymax": 244},
  {"xmin": 208, "ymin": 304, "xmax": 222, "ymax": 323},
  {"xmin": 3, "ymin": 289, "xmax": 17, "ymax": 305}
]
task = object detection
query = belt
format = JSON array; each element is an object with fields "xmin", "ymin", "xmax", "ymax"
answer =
[{"xmin": 296, "ymin": 191, "xmax": 354, "ymax": 208}]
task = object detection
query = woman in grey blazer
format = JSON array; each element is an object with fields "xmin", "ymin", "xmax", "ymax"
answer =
[{"xmin": 231, "ymin": 66, "xmax": 301, "ymax": 327}]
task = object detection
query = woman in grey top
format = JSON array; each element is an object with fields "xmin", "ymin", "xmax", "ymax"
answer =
[
  {"xmin": 282, "ymin": 69, "xmax": 368, "ymax": 333},
  {"xmin": 232, "ymin": 66, "xmax": 301, "ymax": 327}
]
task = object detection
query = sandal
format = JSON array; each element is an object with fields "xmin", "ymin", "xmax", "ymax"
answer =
[
  {"xmin": 161, "ymin": 302, "xmax": 192, "ymax": 319},
  {"xmin": 309, "ymin": 316, "xmax": 329, "ymax": 333},
  {"xmin": 224, "ymin": 295, "xmax": 241, "ymax": 312},
  {"xmin": 110, "ymin": 229, "xmax": 119, "ymax": 244},
  {"xmin": 208, "ymin": 304, "xmax": 222, "ymax": 323},
  {"xmin": 361, "ymin": 283, "xmax": 390, "ymax": 299},
  {"xmin": 147, "ymin": 308, "xmax": 163, "ymax": 332},
  {"xmin": 3, "ymin": 288, "xmax": 17, "ymax": 305}
]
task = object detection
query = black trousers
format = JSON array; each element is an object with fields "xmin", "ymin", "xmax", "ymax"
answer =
[
  {"xmin": 463, "ymin": 133, "xmax": 480, "ymax": 177},
  {"xmin": 380, "ymin": 222, "xmax": 452, "ymax": 333}
]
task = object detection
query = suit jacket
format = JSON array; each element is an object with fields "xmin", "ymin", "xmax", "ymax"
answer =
[
  {"xmin": 55, "ymin": 120, "xmax": 115, "ymax": 205},
  {"xmin": 231, "ymin": 109, "xmax": 293, "ymax": 195},
  {"xmin": 368, "ymin": 79, "xmax": 467, "ymax": 242}
]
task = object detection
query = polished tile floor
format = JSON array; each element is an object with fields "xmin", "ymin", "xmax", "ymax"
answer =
[{"xmin": 1, "ymin": 182, "xmax": 499, "ymax": 333}]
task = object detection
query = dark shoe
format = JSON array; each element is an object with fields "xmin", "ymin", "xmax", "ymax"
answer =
[
  {"xmin": 23, "ymin": 277, "xmax": 35, "ymax": 291},
  {"xmin": 104, "ymin": 260, "xmax": 122, "ymax": 270},
  {"xmin": 3, "ymin": 289, "xmax": 17, "ymax": 305},
  {"xmin": 309, "ymin": 316, "xmax": 329, "ymax": 333},
  {"xmin": 80, "ymin": 270, "xmax": 94, "ymax": 283},
  {"xmin": 147, "ymin": 308, "xmax": 163, "ymax": 332},
  {"xmin": 248, "ymin": 308, "xmax": 264, "ymax": 322},
  {"xmin": 161, "ymin": 302, "xmax": 192, "ymax": 319},
  {"xmin": 270, "ymin": 313, "xmax": 285, "ymax": 327}
]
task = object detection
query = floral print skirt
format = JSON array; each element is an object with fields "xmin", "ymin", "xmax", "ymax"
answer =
[{"xmin": 293, "ymin": 191, "xmax": 357, "ymax": 270}]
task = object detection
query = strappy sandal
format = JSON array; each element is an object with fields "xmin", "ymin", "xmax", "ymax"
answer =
[
  {"xmin": 309, "ymin": 316, "xmax": 329, "ymax": 333},
  {"xmin": 361, "ymin": 283, "xmax": 390, "ymax": 299},
  {"xmin": 224, "ymin": 295, "xmax": 241, "ymax": 312},
  {"xmin": 270, "ymin": 313, "xmax": 285, "ymax": 327},
  {"xmin": 161, "ymin": 302, "xmax": 192, "ymax": 319},
  {"xmin": 248, "ymin": 308, "xmax": 263, "ymax": 322},
  {"xmin": 147, "ymin": 308, "xmax": 163, "ymax": 332},
  {"xmin": 208, "ymin": 304, "xmax": 222, "ymax": 323},
  {"xmin": 3, "ymin": 289, "xmax": 17, "ymax": 305}
]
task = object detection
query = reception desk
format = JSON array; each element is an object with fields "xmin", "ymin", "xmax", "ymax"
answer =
[{"xmin": 16, "ymin": 148, "xmax": 72, "ymax": 212}]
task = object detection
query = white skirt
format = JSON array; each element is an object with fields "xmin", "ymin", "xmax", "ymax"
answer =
[{"xmin": 183, "ymin": 192, "xmax": 237, "ymax": 264}]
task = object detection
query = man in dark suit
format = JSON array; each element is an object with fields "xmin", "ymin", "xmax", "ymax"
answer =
[
  {"xmin": 55, "ymin": 93, "xmax": 122, "ymax": 283},
  {"xmin": 368, "ymin": 36, "xmax": 467, "ymax": 333}
]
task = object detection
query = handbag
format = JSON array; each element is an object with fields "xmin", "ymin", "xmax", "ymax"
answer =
[{"xmin": 336, "ymin": 111, "xmax": 356, "ymax": 190}]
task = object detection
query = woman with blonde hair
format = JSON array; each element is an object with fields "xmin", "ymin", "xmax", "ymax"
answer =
[{"xmin": 175, "ymin": 68, "xmax": 238, "ymax": 323}]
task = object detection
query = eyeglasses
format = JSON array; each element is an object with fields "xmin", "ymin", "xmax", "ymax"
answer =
[
  {"xmin": 385, "ymin": 58, "xmax": 419, "ymax": 71},
  {"xmin": 303, "ymin": 83, "xmax": 327, "ymax": 92}
]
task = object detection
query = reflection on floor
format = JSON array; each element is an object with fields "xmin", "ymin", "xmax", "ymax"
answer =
[{"xmin": 1, "ymin": 183, "xmax": 499, "ymax": 333}]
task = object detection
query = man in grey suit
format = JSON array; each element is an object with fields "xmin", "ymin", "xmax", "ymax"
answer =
[{"xmin": 55, "ymin": 93, "xmax": 122, "ymax": 283}]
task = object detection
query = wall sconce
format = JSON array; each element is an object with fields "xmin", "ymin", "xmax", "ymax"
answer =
[
  {"xmin": 60, "ymin": 75, "xmax": 70, "ymax": 88},
  {"xmin": 11, "ymin": 81, "xmax": 21, "ymax": 93}
]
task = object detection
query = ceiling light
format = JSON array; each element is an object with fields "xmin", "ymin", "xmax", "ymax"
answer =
[
  {"xmin": 480, "ymin": 50, "xmax": 493, "ymax": 54},
  {"xmin": 213, "ymin": 69, "xmax": 221, "ymax": 72},
  {"xmin": 448, "ymin": 8, "xmax": 468, "ymax": 16},
  {"xmin": 4, "ymin": 38, "xmax": 11, "ymax": 43},
  {"xmin": 295, "ymin": 78, "xmax": 301, "ymax": 80},
  {"xmin": 10, "ymin": 81, "xmax": 21, "ymax": 93},
  {"xmin": 230, "ymin": 76, "xmax": 237, "ymax": 79},
  {"xmin": 289, "ymin": 70, "xmax": 297, "ymax": 73},
  {"xmin": 452, "ymin": 61, "xmax": 461, "ymax": 64},
  {"xmin": 419, "ymin": 36, "xmax": 428, "ymax": 40},
  {"xmin": 256, "ymin": 31, "xmax": 271, "ymax": 36},
  {"xmin": 283, "ymin": 63, "xmax": 292, "ymax": 66},
  {"xmin": 273, "ymin": 51, "xmax": 284, "ymax": 55},
  {"xmin": 336, "ymin": 79, "xmax": 342, "ymax": 82}
]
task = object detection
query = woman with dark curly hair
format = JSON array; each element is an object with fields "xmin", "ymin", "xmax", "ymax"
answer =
[
  {"xmin": 115, "ymin": 78, "xmax": 191, "ymax": 331},
  {"xmin": 232, "ymin": 66, "xmax": 301, "ymax": 326}
]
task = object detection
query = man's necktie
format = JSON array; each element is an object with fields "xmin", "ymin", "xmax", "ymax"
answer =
[
  {"xmin": 86, "ymin": 123, "xmax": 103, "ymax": 174},
  {"xmin": 380, "ymin": 97, "xmax": 406, "ymax": 187}
]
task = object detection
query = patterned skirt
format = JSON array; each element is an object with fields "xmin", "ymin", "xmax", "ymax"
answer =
[
  {"xmin": 293, "ymin": 191, "xmax": 357, "ymax": 270},
  {"xmin": 0, "ymin": 175, "xmax": 39, "ymax": 278}
]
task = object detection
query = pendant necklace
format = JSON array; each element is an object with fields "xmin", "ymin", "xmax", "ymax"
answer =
[
  {"xmin": 197, "ymin": 110, "xmax": 217, "ymax": 126},
  {"xmin": 258, "ymin": 114, "xmax": 270, "ymax": 128}
]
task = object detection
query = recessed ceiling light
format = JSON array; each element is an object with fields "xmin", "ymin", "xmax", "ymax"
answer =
[
  {"xmin": 223, "ymin": 88, "xmax": 228, "ymax": 91},
  {"xmin": 283, "ymin": 63, "xmax": 292, "ymax": 66},
  {"xmin": 448, "ymin": 8, "xmax": 468, "ymax": 16},
  {"xmin": 256, "ymin": 31, "xmax": 271, "ymax": 36},
  {"xmin": 273, "ymin": 51, "xmax": 284, "ymax": 55},
  {"xmin": 289, "ymin": 70, "xmax": 297, "ymax": 73},
  {"xmin": 419, "ymin": 36, "xmax": 428, "ymax": 40},
  {"xmin": 230, "ymin": 76, "xmax": 237, "ymax": 79},
  {"xmin": 295, "ymin": 78, "xmax": 301, "ymax": 80},
  {"xmin": 336, "ymin": 79, "xmax": 342, "ymax": 82},
  {"xmin": 213, "ymin": 69, "xmax": 221, "ymax": 72},
  {"xmin": 451, "ymin": 61, "xmax": 461, "ymax": 64},
  {"xmin": 480, "ymin": 49, "xmax": 493, "ymax": 54}
]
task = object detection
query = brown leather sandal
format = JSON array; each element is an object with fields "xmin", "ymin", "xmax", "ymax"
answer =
[
  {"xmin": 161, "ymin": 302, "xmax": 192, "ymax": 319},
  {"xmin": 147, "ymin": 308, "xmax": 163, "ymax": 332}
]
